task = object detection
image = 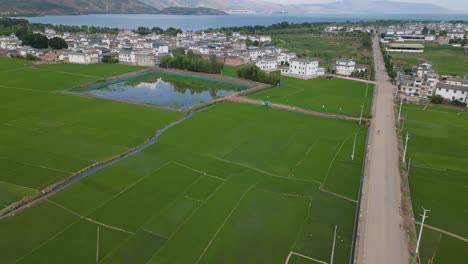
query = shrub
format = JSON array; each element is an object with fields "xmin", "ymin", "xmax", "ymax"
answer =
[{"xmin": 429, "ymin": 95, "xmax": 444, "ymax": 104}]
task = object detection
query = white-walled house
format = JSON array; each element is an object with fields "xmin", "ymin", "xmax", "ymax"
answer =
[
  {"xmin": 135, "ymin": 50, "xmax": 158, "ymax": 67},
  {"xmin": 334, "ymin": 59, "xmax": 356, "ymax": 76},
  {"xmin": 68, "ymin": 51, "xmax": 99, "ymax": 64},
  {"xmin": 443, "ymin": 77, "xmax": 468, "ymax": 87},
  {"xmin": 118, "ymin": 49, "xmax": 158, "ymax": 66},
  {"xmin": 434, "ymin": 83, "xmax": 467, "ymax": 103},
  {"xmin": 255, "ymin": 57, "xmax": 278, "ymax": 71},
  {"xmin": 281, "ymin": 58, "xmax": 324, "ymax": 79},
  {"xmin": 118, "ymin": 49, "xmax": 135, "ymax": 64},
  {"xmin": 0, "ymin": 35, "xmax": 21, "ymax": 50}
]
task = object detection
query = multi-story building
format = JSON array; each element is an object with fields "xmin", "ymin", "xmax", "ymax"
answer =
[
  {"xmin": 68, "ymin": 51, "xmax": 99, "ymax": 64},
  {"xmin": 255, "ymin": 57, "xmax": 278, "ymax": 71},
  {"xmin": 281, "ymin": 58, "xmax": 325, "ymax": 79},
  {"xmin": 333, "ymin": 59, "xmax": 356, "ymax": 76},
  {"xmin": 434, "ymin": 83, "xmax": 468, "ymax": 103}
]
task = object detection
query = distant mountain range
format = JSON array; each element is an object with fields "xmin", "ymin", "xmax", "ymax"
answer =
[
  {"xmin": 3, "ymin": 0, "xmax": 227, "ymax": 15},
  {"xmin": 2, "ymin": 0, "xmax": 452, "ymax": 16},
  {"xmin": 292, "ymin": 0, "xmax": 450, "ymax": 14}
]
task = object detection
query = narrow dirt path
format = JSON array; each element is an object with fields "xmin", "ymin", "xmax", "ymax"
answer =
[
  {"xmin": 415, "ymin": 223, "xmax": 468, "ymax": 243},
  {"xmin": 325, "ymin": 74, "xmax": 376, "ymax": 84},
  {"xmin": 224, "ymin": 95, "xmax": 368, "ymax": 122},
  {"xmin": 0, "ymin": 113, "xmax": 192, "ymax": 219}
]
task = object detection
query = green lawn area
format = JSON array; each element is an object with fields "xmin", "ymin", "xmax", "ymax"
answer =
[
  {"xmin": 0, "ymin": 102, "xmax": 367, "ymax": 264},
  {"xmin": 0, "ymin": 58, "xmax": 32, "ymax": 71},
  {"xmin": 391, "ymin": 44, "xmax": 468, "ymax": 76},
  {"xmin": 249, "ymin": 77, "xmax": 373, "ymax": 117},
  {"xmin": 221, "ymin": 65, "xmax": 241, "ymax": 78},
  {"xmin": 0, "ymin": 58, "xmax": 145, "ymax": 91},
  {"xmin": 402, "ymin": 104, "xmax": 468, "ymax": 262},
  {"xmin": 0, "ymin": 58, "xmax": 182, "ymax": 207},
  {"xmin": 274, "ymin": 34, "xmax": 372, "ymax": 69}
]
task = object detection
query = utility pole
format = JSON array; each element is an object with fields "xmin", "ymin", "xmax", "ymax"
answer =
[
  {"xmin": 403, "ymin": 132, "xmax": 410, "ymax": 164},
  {"xmin": 398, "ymin": 98, "xmax": 403, "ymax": 123},
  {"xmin": 359, "ymin": 104, "xmax": 364, "ymax": 125},
  {"xmin": 96, "ymin": 226, "xmax": 100, "ymax": 263},
  {"xmin": 416, "ymin": 209, "xmax": 430, "ymax": 257}
]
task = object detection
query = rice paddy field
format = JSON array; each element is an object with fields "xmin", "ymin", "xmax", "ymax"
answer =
[
  {"xmin": 0, "ymin": 58, "xmax": 182, "ymax": 207},
  {"xmin": 391, "ymin": 44, "xmax": 468, "ymax": 77},
  {"xmin": 0, "ymin": 102, "xmax": 368, "ymax": 264},
  {"xmin": 1, "ymin": 56, "xmax": 371, "ymax": 264},
  {"xmin": 249, "ymin": 76, "xmax": 374, "ymax": 117},
  {"xmin": 402, "ymin": 104, "xmax": 468, "ymax": 263}
]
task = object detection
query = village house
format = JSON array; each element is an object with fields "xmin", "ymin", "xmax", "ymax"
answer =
[
  {"xmin": 68, "ymin": 51, "xmax": 99, "ymax": 64},
  {"xmin": 398, "ymin": 60, "xmax": 439, "ymax": 98},
  {"xmin": 333, "ymin": 59, "xmax": 356, "ymax": 76},
  {"xmin": 385, "ymin": 43, "xmax": 424, "ymax": 53},
  {"xmin": 434, "ymin": 83, "xmax": 468, "ymax": 103},
  {"xmin": 0, "ymin": 35, "xmax": 22, "ymax": 50},
  {"xmin": 40, "ymin": 50, "xmax": 66, "ymax": 62},
  {"xmin": 436, "ymin": 35, "xmax": 450, "ymax": 45},
  {"xmin": 281, "ymin": 58, "xmax": 325, "ymax": 79},
  {"xmin": 255, "ymin": 57, "xmax": 278, "ymax": 71}
]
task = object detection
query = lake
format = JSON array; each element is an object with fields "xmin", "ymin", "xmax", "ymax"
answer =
[
  {"xmin": 22, "ymin": 13, "xmax": 468, "ymax": 31},
  {"xmin": 82, "ymin": 72, "xmax": 249, "ymax": 109}
]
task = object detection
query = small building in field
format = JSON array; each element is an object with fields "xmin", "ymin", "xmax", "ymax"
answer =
[
  {"xmin": 281, "ymin": 57, "xmax": 325, "ymax": 79},
  {"xmin": 385, "ymin": 43, "xmax": 424, "ymax": 53},
  {"xmin": 333, "ymin": 59, "xmax": 356, "ymax": 76},
  {"xmin": 68, "ymin": 51, "xmax": 99, "ymax": 64}
]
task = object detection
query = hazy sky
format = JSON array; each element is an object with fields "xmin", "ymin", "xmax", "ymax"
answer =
[{"xmin": 268, "ymin": 0, "xmax": 468, "ymax": 11}]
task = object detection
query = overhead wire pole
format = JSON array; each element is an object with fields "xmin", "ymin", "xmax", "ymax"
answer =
[
  {"xmin": 96, "ymin": 226, "xmax": 100, "ymax": 263},
  {"xmin": 330, "ymin": 225, "xmax": 338, "ymax": 264},
  {"xmin": 398, "ymin": 98, "xmax": 403, "ymax": 123},
  {"xmin": 416, "ymin": 209, "xmax": 430, "ymax": 259},
  {"xmin": 403, "ymin": 132, "xmax": 410, "ymax": 164}
]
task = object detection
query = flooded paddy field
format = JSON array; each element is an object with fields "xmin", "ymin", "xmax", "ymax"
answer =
[{"xmin": 81, "ymin": 71, "xmax": 252, "ymax": 109}]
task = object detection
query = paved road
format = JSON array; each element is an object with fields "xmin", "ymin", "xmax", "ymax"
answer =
[{"xmin": 355, "ymin": 36, "xmax": 410, "ymax": 264}]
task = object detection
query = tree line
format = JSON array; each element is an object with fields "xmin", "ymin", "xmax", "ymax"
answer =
[
  {"xmin": 236, "ymin": 64, "xmax": 280, "ymax": 86},
  {"xmin": 133, "ymin": 26, "xmax": 182, "ymax": 36},
  {"xmin": 160, "ymin": 48, "xmax": 223, "ymax": 74},
  {"xmin": 15, "ymin": 28, "xmax": 68, "ymax": 49}
]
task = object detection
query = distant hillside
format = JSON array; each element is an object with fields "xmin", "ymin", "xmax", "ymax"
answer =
[
  {"xmin": 140, "ymin": 0, "xmax": 288, "ymax": 13},
  {"xmin": 293, "ymin": 0, "xmax": 450, "ymax": 14},
  {"xmin": 3, "ymin": 0, "xmax": 158, "ymax": 15},
  {"xmin": 3, "ymin": 0, "xmax": 452, "ymax": 15},
  {"xmin": 159, "ymin": 7, "xmax": 227, "ymax": 15}
]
